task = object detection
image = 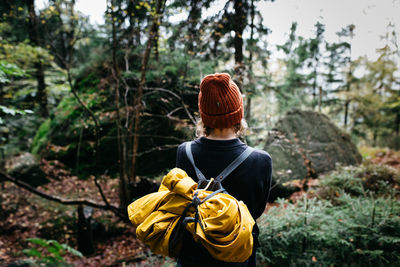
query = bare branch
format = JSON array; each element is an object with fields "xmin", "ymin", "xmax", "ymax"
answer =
[
  {"xmin": 167, "ymin": 107, "xmax": 183, "ymax": 117},
  {"xmin": 100, "ymin": 133, "xmax": 186, "ymax": 143},
  {"xmin": 143, "ymin": 87, "xmax": 197, "ymax": 125},
  {"xmin": 136, "ymin": 144, "xmax": 179, "ymax": 157},
  {"xmin": 0, "ymin": 170, "xmax": 124, "ymax": 218}
]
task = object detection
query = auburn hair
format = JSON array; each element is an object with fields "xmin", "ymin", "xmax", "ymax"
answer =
[{"xmin": 195, "ymin": 118, "xmax": 248, "ymax": 138}]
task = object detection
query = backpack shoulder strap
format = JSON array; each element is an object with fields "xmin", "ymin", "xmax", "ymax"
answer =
[
  {"xmin": 185, "ymin": 141, "xmax": 255, "ymax": 183},
  {"xmin": 185, "ymin": 141, "xmax": 207, "ymax": 181},
  {"xmin": 215, "ymin": 147, "xmax": 255, "ymax": 182}
]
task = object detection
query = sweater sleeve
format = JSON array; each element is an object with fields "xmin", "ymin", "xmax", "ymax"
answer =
[
  {"xmin": 176, "ymin": 143, "xmax": 183, "ymax": 167},
  {"xmin": 175, "ymin": 142, "xmax": 190, "ymax": 170},
  {"xmin": 253, "ymin": 152, "xmax": 273, "ymax": 219}
]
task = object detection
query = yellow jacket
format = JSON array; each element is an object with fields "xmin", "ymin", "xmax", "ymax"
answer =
[{"xmin": 127, "ymin": 168, "xmax": 255, "ymax": 263}]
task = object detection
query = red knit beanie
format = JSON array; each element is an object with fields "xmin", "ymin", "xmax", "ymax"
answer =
[{"xmin": 198, "ymin": 73, "xmax": 244, "ymax": 129}]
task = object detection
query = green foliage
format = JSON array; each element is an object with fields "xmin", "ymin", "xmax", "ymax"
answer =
[
  {"xmin": 258, "ymin": 194, "xmax": 400, "ymax": 266},
  {"xmin": 318, "ymin": 163, "xmax": 399, "ymax": 199},
  {"xmin": 0, "ymin": 105, "xmax": 33, "ymax": 116},
  {"xmin": 0, "ymin": 60, "xmax": 25, "ymax": 83},
  {"xmin": 259, "ymin": 163, "xmax": 400, "ymax": 266},
  {"xmin": 350, "ymin": 45, "xmax": 400, "ymax": 147},
  {"xmin": 275, "ymin": 22, "xmax": 313, "ymax": 112},
  {"xmin": 0, "ymin": 40, "xmax": 53, "ymax": 68},
  {"xmin": 31, "ymin": 118, "xmax": 51, "ymax": 155},
  {"xmin": 23, "ymin": 237, "xmax": 82, "ymax": 265}
]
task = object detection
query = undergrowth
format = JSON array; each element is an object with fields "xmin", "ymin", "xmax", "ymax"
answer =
[{"xmin": 258, "ymin": 163, "xmax": 400, "ymax": 267}]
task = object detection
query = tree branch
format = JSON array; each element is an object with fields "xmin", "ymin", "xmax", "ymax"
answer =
[
  {"xmin": 136, "ymin": 144, "xmax": 179, "ymax": 157},
  {"xmin": 144, "ymin": 87, "xmax": 196, "ymax": 125},
  {"xmin": 66, "ymin": 70, "xmax": 114, "ymax": 213},
  {"xmin": 131, "ymin": 0, "xmax": 167, "ymax": 185},
  {"xmin": 0, "ymin": 170, "xmax": 125, "ymax": 218}
]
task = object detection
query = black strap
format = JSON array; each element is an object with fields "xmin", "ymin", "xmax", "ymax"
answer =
[
  {"xmin": 185, "ymin": 141, "xmax": 254, "ymax": 183},
  {"xmin": 185, "ymin": 141, "xmax": 207, "ymax": 181},
  {"xmin": 215, "ymin": 146, "xmax": 254, "ymax": 182}
]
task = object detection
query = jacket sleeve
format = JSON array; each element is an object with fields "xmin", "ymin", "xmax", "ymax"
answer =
[
  {"xmin": 175, "ymin": 142, "xmax": 188, "ymax": 169},
  {"xmin": 254, "ymin": 153, "xmax": 272, "ymax": 219}
]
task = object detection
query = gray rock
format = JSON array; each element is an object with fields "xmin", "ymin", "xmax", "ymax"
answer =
[
  {"xmin": 265, "ymin": 109, "xmax": 362, "ymax": 199},
  {"xmin": 5, "ymin": 152, "xmax": 48, "ymax": 186}
]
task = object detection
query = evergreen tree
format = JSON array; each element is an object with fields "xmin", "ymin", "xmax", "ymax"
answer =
[
  {"xmin": 323, "ymin": 40, "xmax": 350, "ymax": 119},
  {"xmin": 275, "ymin": 22, "xmax": 311, "ymax": 112},
  {"xmin": 0, "ymin": 0, "xmax": 51, "ymax": 117},
  {"xmin": 336, "ymin": 24, "xmax": 355, "ymax": 129},
  {"xmin": 308, "ymin": 21, "xmax": 325, "ymax": 111}
]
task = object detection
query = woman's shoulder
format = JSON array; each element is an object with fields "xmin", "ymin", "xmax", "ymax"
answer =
[
  {"xmin": 177, "ymin": 141, "xmax": 191, "ymax": 152},
  {"xmin": 247, "ymin": 146, "xmax": 272, "ymax": 165}
]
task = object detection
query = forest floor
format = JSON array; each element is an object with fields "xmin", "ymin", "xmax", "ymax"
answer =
[
  {"xmin": 0, "ymin": 159, "xmax": 169, "ymax": 267},
  {"xmin": 0, "ymin": 146, "xmax": 399, "ymax": 267}
]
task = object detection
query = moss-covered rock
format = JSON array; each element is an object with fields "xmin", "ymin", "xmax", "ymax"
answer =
[
  {"xmin": 5, "ymin": 152, "xmax": 48, "ymax": 186},
  {"xmin": 31, "ymin": 71, "xmax": 191, "ymax": 178},
  {"xmin": 265, "ymin": 109, "xmax": 362, "ymax": 199}
]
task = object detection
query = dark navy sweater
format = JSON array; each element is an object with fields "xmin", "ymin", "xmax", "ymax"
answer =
[{"xmin": 175, "ymin": 137, "xmax": 272, "ymax": 266}]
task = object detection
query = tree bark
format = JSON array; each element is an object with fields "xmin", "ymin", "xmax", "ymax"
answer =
[
  {"xmin": 318, "ymin": 86, "xmax": 322, "ymax": 112},
  {"xmin": 110, "ymin": 0, "xmax": 130, "ymax": 211},
  {"xmin": 187, "ymin": 0, "xmax": 202, "ymax": 53},
  {"xmin": 344, "ymin": 100, "xmax": 350, "ymax": 128},
  {"xmin": 312, "ymin": 67, "xmax": 317, "ymax": 109},
  {"xmin": 372, "ymin": 127, "xmax": 378, "ymax": 146},
  {"xmin": 245, "ymin": 0, "xmax": 255, "ymax": 123},
  {"xmin": 343, "ymin": 28, "xmax": 354, "ymax": 129},
  {"xmin": 28, "ymin": 0, "xmax": 48, "ymax": 117},
  {"xmin": 77, "ymin": 205, "xmax": 95, "ymax": 255},
  {"xmin": 130, "ymin": 0, "xmax": 166, "ymax": 186},
  {"xmin": 233, "ymin": 0, "xmax": 246, "ymax": 89}
]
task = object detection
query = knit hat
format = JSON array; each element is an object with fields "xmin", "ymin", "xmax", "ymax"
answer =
[{"xmin": 198, "ymin": 73, "xmax": 244, "ymax": 129}]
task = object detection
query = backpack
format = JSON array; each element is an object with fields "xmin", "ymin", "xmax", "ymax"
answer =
[
  {"xmin": 127, "ymin": 141, "xmax": 255, "ymax": 262},
  {"xmin": 184, "ymin": 141, "xmax": 254, "ymax": 192}
]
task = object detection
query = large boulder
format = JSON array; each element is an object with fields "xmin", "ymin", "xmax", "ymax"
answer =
[
  {"xmin": 4, "ymin": 152, "xmax": 48, "ymax": 186},
  {"xmin": 265, "ymin": 109, "xmax": 362, "ymax": 199}
]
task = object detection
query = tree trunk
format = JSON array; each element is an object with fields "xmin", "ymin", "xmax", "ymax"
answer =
[
  {"xmin": 187, "ymin": 0, "xmax": 201, "ymax": 53},
  {"xmin": 318, "ymin": 86, "xmax": 322, "ymax": 112},
  {"xmin": 127, "ymin": 0, "xmax": 136, "ymax": 46},
  {"xmin": 344, "ymin": 36, "xmax": 353, "ymax": 129},
  {"xmin": 395, "ymin": 110, "xmax": 400, "ymax": 150},
  {"xmin": 344, "ymin": 100, "xmax": 350, "ymax": 128},
  {"xmin": 245, "ymin": 0, "xmax": 255, "ymax": 123},
  {"xmin": 233, "ymin": 0, "xmax": 246, "ymax": 90},
  {"xmin": 312, "ymin": 68, "xmax": 317, "ymax": 109},
  {"xmin": 130, "ymin": 0, "xmax": 166, "ymax": 190},
  {"xmin": 110, "ymin": 0, "xmax": 130, "ymax": 210},
  {"xmin": 154, "ymin": 20, "xmax": 160, "ymax": 61},
  {"xmin": 372, "ymin": 127, "xmax": 378, "ymax": 146},
  {"xmin": 343, "ymin": 64, "xmax": 352, "ymax": 128},
  {"xmin": 28, "ymin": 0, "xmax": 48, "ymax": 117},
  {"xmin": 77, "ymin": 205, "xmax": 94, "ymax": 255}
]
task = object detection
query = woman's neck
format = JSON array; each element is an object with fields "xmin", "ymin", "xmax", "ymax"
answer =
[{"xmin": 206, "ymin": 128, "xmax": 237, "ymax": 140}]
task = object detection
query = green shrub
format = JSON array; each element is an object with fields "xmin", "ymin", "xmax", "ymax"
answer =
[
  {"xmin": 22, "ymin": 237, "xmax": 82, "ymax": 266},
  {"xmin": 318, "ymin": 163, "xmax": 399, "ymax": 200},
  {"xmin": 258, "ymin": 195, "xmax": 400, "ymax": 266}
]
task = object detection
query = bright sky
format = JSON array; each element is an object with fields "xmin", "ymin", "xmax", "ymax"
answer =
[{"xmin": 36, "ymin": 0, "xmax": 400, "ymax": 61}]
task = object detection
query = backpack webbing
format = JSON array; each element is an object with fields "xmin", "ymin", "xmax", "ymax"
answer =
[{"xmin": 185, "ymin": 141, "xmax": 254, "ymax": 183}]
